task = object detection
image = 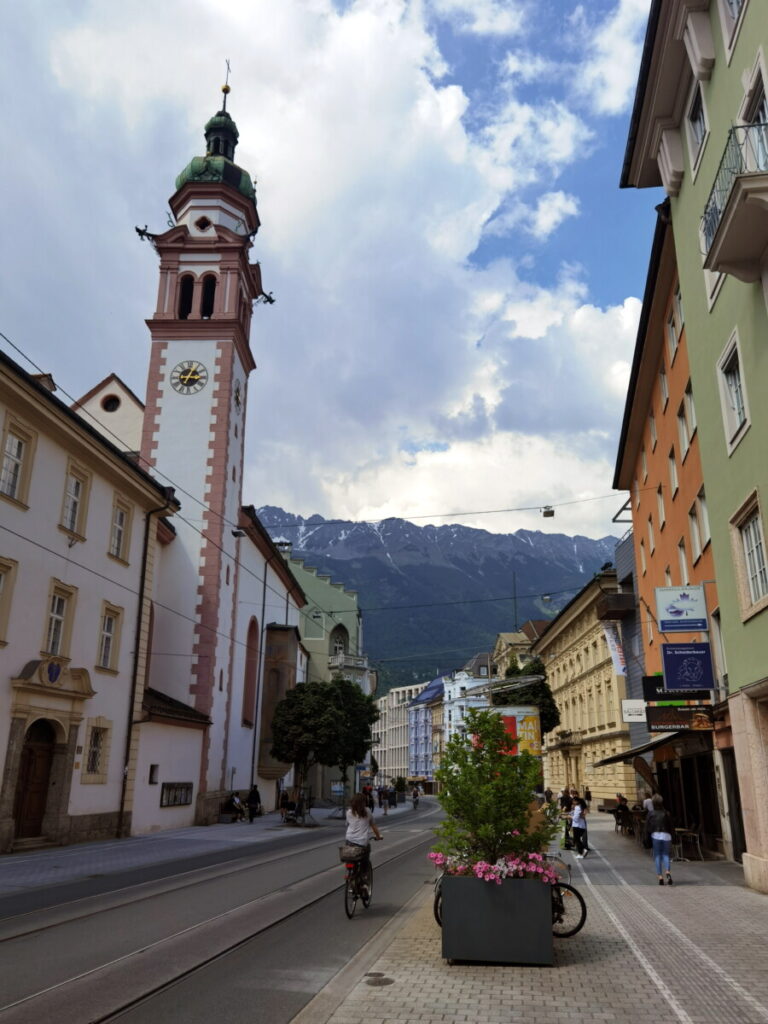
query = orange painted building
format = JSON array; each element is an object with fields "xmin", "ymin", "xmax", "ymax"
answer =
[{"xmin": 615, "ymin": 207, "xmax": 722, "ymax": 680}]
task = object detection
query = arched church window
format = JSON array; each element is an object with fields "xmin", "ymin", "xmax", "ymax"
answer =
[
  {"xmin": 242, "ymin": 618, "xmax": 259, "ymax": 728},
  {"xmin": 201, "ymin": 275, "xmax": 217, "ymax": 319},
  {"xmin": 212, "ymin": 138, "xmax": 221, "ymax": 155},
  {"xmin": 178, "ymin": 275, "xmax": 194, "ymax": 320}
]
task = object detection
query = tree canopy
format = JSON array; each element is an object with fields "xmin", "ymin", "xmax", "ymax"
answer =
[{"xmin": 270, "ymin": 676, "xmax": 379, "ymax": 790}]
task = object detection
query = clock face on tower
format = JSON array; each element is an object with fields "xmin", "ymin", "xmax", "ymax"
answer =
[{"xmin": 170, "ymin": 360, "xmax": 208, "ymax": 395}]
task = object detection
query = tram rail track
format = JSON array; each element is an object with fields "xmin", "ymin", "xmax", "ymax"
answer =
[{"xmin": 0, "ymin": 825, "xmax": 435, "ymax": 1024}]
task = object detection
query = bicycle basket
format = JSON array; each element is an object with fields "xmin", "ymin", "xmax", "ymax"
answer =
[{"xmin": 339, "ymin": 844, "xmax": 367, "ymax": 862}]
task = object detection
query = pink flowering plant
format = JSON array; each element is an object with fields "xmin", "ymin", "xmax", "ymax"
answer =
[{"xmin": 430, "ymin": 709, "xmax": 559, "ymax": 883}]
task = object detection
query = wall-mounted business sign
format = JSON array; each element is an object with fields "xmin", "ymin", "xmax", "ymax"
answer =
[
  {"xmin": 645, "ymin": 705, "xmax": 713, "ymax": 732},
  {"xmin": 655, "ymin": 585, "xmax": 708, "ymax": 633},
  {"xmin": 641, "ymin": 677, "xmax": 711, "ymax": 703},
  {"xmin": 661, "ymin": 643, "xmax": 715, "ymax": 691},
  {"xmin": 621, "ymin": 699, "xmax": 646, "ymax": 723}
]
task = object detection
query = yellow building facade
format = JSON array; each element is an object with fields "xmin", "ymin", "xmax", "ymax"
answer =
[{"xmin": 533, "ymin": 572, "xmax": 635, "ymax": 806}]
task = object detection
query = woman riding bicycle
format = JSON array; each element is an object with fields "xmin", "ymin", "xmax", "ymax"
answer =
[{"xmin": 345, "ymin": 792, "xmax": 382, "ymax": 868}]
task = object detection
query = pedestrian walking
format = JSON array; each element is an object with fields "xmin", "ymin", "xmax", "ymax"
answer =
[
  {"xmin": 544, "ymin": 787, "xmax": 553, "ymax": 804},
  {"xmin": 642, "ymin": 790, "xmax": 654, "ymax": 815},
  {"xmin": 584, "ymin": 786, "xmax": 592, "ymax": 810},
  {"xmin": 388, "ymin": 785, "xmax": 396, "ymax": 809},
  {"xmin": 246, "ymin": 784, "xmax": 262, "ymax": 822},
  {"xmin": 560, "ymin": 788, "xmax": 573, "ymax": 848},
  {"xmin": 571, "ymin": 798, "xmax": 589, "ymax": 859},
  {"xmin": 279, "ymin": 789, "xmax": 289, "ymax": 822},
  {"xmin": 645, "ymin": 793, "xmax": 674, "ymax": 885}
]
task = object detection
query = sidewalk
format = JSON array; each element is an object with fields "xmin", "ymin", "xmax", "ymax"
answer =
[
  {"xmin": 296, "ymin": 815, "xmax": 768, "ymax": 1024},
  {"xmin": 0, "ymin": 799, "xmax": 414, "ymax": 899}
]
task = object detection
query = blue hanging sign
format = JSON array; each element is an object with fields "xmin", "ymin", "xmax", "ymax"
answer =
[{"xmin": 661, "ymin": 643, "xmax": 715, "ymax": 691}]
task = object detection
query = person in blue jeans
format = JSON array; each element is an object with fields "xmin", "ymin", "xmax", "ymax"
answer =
[
  {"xmin": 571, "ymin": 798, "xmax": 589, "ymax": 858},
  {"xmin": 645, "ymin": 793, "xmax": 674, "ymax": 885}
]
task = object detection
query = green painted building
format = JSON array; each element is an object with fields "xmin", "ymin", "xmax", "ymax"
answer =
[{"xmin": 622, "ymin": 0, "xmax": 768, "ymax": 892}]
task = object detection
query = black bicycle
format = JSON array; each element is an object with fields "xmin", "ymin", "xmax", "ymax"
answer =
[
  {"xmin": 341, "ymin": 837, "xmax": 381, "ymax": 918},
  {"xmin": 433, "ymin": 854, "xmax": 587, "ymax": 938}
]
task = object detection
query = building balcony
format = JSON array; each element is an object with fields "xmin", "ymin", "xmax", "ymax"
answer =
[
  {"xmin": 329, "ymin": 652, "xmax": 369, "ymax": 672},
  {"xmin": 702, "ymin": 123, "xmax": 768, "ymax": 283},
  {"xmin": 595, "ymin": 592, "xmax": 635, "ymax": 620},
  {"xmin": 548, "ymin": 729, "xmax": 584, "ymax": 751}
]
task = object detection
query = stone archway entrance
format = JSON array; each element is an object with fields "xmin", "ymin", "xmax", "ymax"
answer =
[{"xmin": 13, "ymin": 720, "xmax": 56, "ymax": 839}]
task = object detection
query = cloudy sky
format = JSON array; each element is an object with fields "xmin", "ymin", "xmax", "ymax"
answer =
[{"xmin": 1, "ymin": 0, "xmax": 660, "ymax": 539}]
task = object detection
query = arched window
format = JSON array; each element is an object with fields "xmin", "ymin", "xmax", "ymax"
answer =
[
  {"xmin": 330, "ymin": 624, "xmax": 349, "ymax": 657},
  {"xmin": 212, "ymin": 138, "xmax": 221, "ymax": 155},
  {"xmin": 242, "ymin": 618, "xmax": 259, "ymax": 727},
  {"xmin": 200, "ymin": 275, "xmax": 217, "ymax": 319},
  {"xmin": 178, "ymin": 275, "xmax": 194, "ymax": 320}
]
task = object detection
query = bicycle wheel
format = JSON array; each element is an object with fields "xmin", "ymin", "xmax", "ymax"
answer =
[
  {"xmin": 551, "ymin": 882, "xmax": 587, "ymax": 938},
  {"xmin": 433, "ymin": 876, "xmax": 443, "ymax": 927},
  {"xmin": 344, "ymin": 867, "xmax": 358, "ymax": 919},
  {"xmin": 361, "ymin": 862, "xmax": 373, "ymax": 908}
]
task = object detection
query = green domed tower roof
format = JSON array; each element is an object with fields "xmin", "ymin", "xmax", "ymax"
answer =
[{"xmin": 175, "ymin": 84, "xmax": 256, "ymax": 203}]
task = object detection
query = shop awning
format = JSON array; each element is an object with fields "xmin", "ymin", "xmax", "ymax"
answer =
[{"xmin": 593, "ymin": 730, "xmax": 692, "ymax": 767}]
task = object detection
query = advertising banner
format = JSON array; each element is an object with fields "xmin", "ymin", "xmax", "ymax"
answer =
[
  {"xmin": 621, "ymin": 699, "xmax": 646, "ymax": 723},
  {"xmin": 645, "ymin": 705, "xmax": 713, "ymax": 732},
  {"xmin": 661, "ymin": 643, "xmax": 715, "ymax": 691},
  {"xmin": 601, "ymin": 622, "xmax": 627, "ymax": 676},
  {"xmin": 655, "ymin": 585, "xmax": 708, "ymax": 633},
  {"xmin": 494, "ymin": 706, "xmax": 542, "ymax": 756}
]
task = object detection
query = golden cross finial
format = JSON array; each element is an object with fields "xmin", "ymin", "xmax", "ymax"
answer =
[{"xmin": 222, "ymin": 59, "xmax": 231, "ymax": 109}]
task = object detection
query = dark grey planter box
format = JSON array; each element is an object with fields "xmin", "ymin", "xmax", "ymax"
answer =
[{"xmin": 441, "ymin": 876, "xmax": 553, "ymax": 965}]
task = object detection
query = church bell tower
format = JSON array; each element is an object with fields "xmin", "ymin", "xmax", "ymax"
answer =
[{"xmin": 140, "ymin": 84, "xmax": 268, "ymax": 811}]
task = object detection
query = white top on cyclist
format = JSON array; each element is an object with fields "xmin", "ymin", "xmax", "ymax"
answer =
[{"xmin": 345, "ymin": 808, "xmax": 373, "ymax": 845}]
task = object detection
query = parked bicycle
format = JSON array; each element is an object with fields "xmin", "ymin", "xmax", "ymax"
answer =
[
  {"xmin": 432, "ymin": 853, "xmax": 587, "ymax": 938},
  {"xmin": 341, "ymin": 836, "xmax": 382, "ymax": 918}
]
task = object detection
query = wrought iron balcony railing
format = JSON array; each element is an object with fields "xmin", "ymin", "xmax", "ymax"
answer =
[{"xmin": 701, "ymin": 122, "xmax": 768, "ymax": 253}]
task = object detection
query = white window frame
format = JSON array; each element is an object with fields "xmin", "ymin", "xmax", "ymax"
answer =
[
  {"xmin": 639, "ymin": 539, "xmax": 647, "ymax": 576},
  {"xmin": 59, "ymin": 461, "xmax": 91, "ymax": 539},
  {"xmin": 666, "ymin": 310, "xmax": 680, "ymax": 364},
  {"xmin": 730, "ymin": 492, "xmax": 768, "ymax": 619},
  {"xmin": 659, "ymin": 366, "xmax": 669, "ymax": 409},
  {"xmin": 0, "ymin": 415, "xmax": 37, "ymax": 507},
  {"xmin": 686, "ymin": 81, "xmax": 710, "ymax": 178},
  {"xmin": 657, "ymin": 486, "xmax": 666, "ymax": 529},
  {"xmin": 96, "ymin": 602, "xmax": 123, "ymax": 673},
  {"xmin": 678, "ymin": 539, "xmax": 690, "ymax": 586},
  {"xmin": 716, "ymin": 0, "xmax": 748, "ymax": 62},
  {"xmin": 109, "ymin": 496, "xmax": 132, "ymax": 562},
  {"xmin": 689, "ymin": 503, "xmax": 703, "ymax": 563},
  {"xmin": 697, "ymin": 489, "xmax": 711, "ymax": 548},
  {"xmin": 668, "ymin": 448, "xmax": 679, "ymax": 497},
  {"xmin": 649, "ymin": 410, "xmax": 657, "ymax": 451},
  {"xmin": 717, "ymin": 331, "xmax": 750, "ymax": 453},
  {"xmin": 648, "ymin": 515, "xmax": 655, "ymax": 554},
  {"xmin": 664, "ymin": 566, "xmax": 673, "ymax": 587},
  {"xmin": 641, "ymin": 446, "xmax": 648, "ymax": 482},
  {"xmin": 42, "ymin": 579, "xmax": 78, "ymax": 659}
]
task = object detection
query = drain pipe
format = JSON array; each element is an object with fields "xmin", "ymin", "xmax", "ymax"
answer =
[{"xmin": 116, "ymin": 488, "xmax": 177, "ymax": 838}]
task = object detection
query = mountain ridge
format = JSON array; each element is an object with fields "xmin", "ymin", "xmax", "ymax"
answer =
[{"xmin": 257, "ymin": 506, "xmax": 619, "ymax": 693}]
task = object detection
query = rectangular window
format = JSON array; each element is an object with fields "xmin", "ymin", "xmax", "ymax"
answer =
[
  {"xmin": 659, "ymin": 367, "xmax": 669, "ymax": 408},
  {"xmin": 0, "ymin": 417, "xmax": 36, "ymax": 505},
  {"xmin": 668, "ymin": 448, "xmax": 679, "ymax": 496},
  {"xmin": 641, "ymin": 446, "xmax": 648, "ymax": 481},
  {"xmin": 689, "ymin": 504, "xmax": 703, "ymax": 563},
  {"xmin": 160, "ymin": 782, "xmax": 194, "ymax": 807},
  {"xmin": 678, "ymin": 539, "xmax": 690, "ymax": 586},
  {"xmin": 741, "ymin": 511, "xmax": 768, "ymax": 604},
  {"xmin": 639, "ymin": 539, "xmax": 647, "ymax": 575},
  {"xmin": 648, "ymin": 516, "xmax": 655, "ymax": 554},
  {"xmin": 649, "ymin": 410, "xmax": 657, "ymax": 450},
  {"xmin": 42, "ymin": 580, "xmax": 77, "ymax": 658},
  {"xmin": 666, "ymin": 311, "xmax": 679, "ymax": 363},
  {"xmin": 688, "ymin": 84, "xmax": 707, "ymax": 154},
  {"xmin": 718, "ymin": 333, "xmax": 749, "ymax": 449},
  {"xmin": 97, "ymin": 605, "xmax": 122, "ymax": 671},
  {"xmin": 678, "ymin": 404, "xmax": 691, "ymax": 456},
  {"xmin": 674, "ymin": 284, "xmax": 685, "ymax": 330},
  {"xmin": 86, "ymin": 728, "xmax": 106, "ymax": 774},
  {"xmin": 665, "ymin": 566, "xmax": 672, "ymax": 587},
  {"xmin": 109, "ymin": 498, "xmax": 132, "ymax": 561},
  {"xmin": 0, "ymin": 557, "xmax": 18, "ymax": 645},
  {"xmin": 657, "ymin": 486, "xmax": 666, "ymax": 528},
  {"xmin": 60, "ymin": 462, "xmax": 90, "ymax": 537},
  {"xmin": 697, "ymin": 489, "xmax": 711, "ymax": 548},
  {"xmin": 634, "ymin": 479, "xmax": 641, "ymax": 509}
]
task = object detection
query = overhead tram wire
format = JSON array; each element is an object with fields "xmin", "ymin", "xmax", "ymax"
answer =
[{"xmin": 0, "ymin": 330, "xmax": 615, "ymax": 641}]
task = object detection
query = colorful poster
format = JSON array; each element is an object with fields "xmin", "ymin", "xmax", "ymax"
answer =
[
  {"xmin": 602, "ymin": 622, "xmax": 627, "ymax": 676},
  {"xmin": 494, "ymin": 706, "xmax": 542, "ymax": 756},
  {"xmin": 661, "ymin": 643, "xmax": 715, "ymax": 691},
  {"xmin": 655, "ymin": 585, "xmax": 708, "ymax": 633}
]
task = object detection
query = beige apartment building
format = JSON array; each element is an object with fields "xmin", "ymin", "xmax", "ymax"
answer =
[
  {"xmin": 533, "ymin": 570, "xmax": 634, "ymax": 805},
  {"xmin": 371, "ymin": 683, "xmax": 426, "ymax": 786}
]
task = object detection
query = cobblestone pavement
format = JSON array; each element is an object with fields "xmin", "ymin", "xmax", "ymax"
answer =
[{"xmin": 298, "ymin": 816, "xmax": 768, "ymax": 1024}]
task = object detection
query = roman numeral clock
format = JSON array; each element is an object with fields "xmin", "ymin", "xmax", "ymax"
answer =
[{"xmin": 170, "ymin": 360, "xmax": 208, "ymax": 395}]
